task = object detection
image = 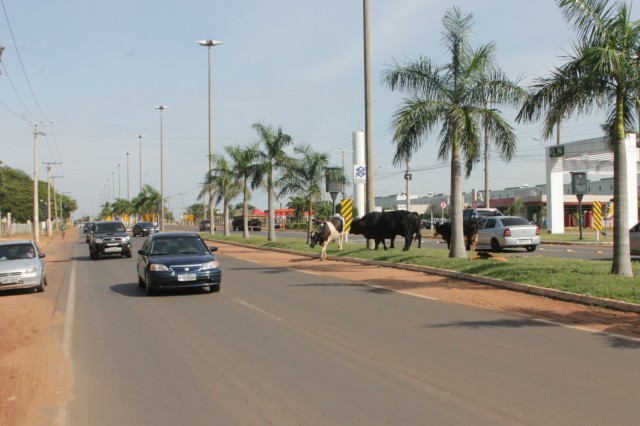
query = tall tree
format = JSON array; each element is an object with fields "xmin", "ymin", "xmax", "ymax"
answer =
[
  {"xmin": 278, "ymin": 143, "xmax": 334, "ymax": 243},
  {"xmin": 517, "ymin": 0, "xmax": 639, "ymax": 276},
  {"xmin": 382, "ymin": 6, "xmax": 524, "ymax": 258},
  {"xmin": 251, "ymin": 122, "xmax": 293, "ymax": 242},
  {"xmin": 199, "ymin": 154, "xmax": 241, "ymax": 236},
  {"xmin": 132, "ymin": 184, "xmax": 161, "ymax": 223},
  {"xmin": 226, "ymin": 143, "xmax": 259, "ymax": 238}
]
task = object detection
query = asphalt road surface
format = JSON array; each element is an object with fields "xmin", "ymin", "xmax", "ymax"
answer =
[{"xmin": 64, "ymin": 234, "xmax": 638, "ymax": 425}]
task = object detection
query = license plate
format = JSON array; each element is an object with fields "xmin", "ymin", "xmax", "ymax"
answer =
[
  {"xmin": 1, "ymin": 276, "xmax": 20, "ymax": 284},
  {"xmin": 105, "ymin": 247, "xmax": 122, "ymax": 253},
  {"xmin": 518, "ymin": 239, "xmax": 532, "ymax": 244},
  {"xmin": 178, "ymin": 274, "xmax": 196, "ymax": 282}
]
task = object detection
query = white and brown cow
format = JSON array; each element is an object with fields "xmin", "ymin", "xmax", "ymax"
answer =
[{"xmin": 309, "ymin": 215, "xmax": 345, "ymax": 260}]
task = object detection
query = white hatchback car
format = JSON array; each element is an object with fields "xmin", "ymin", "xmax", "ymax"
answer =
[
  {"xmin": 629, "ymin": 222, "xmax": 640, "ymax": 255},
  {"xmin": 0, "ymin": 240, "xmax": 47, "ymax": 292},
  {"xmin": 475, "ymin": 216, "xmax": 540, "ymax": 252}
]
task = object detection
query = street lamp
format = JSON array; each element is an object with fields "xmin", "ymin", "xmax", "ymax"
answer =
[
  {"xmin": 117, "ymin": 163, "xmax": 121, "ymax": 199},
  {"xmin": 154, "ymin": 105, "xmax": 168, "ymax": 231},
  {"xmin": 125, "ymin": 152, "xmax": 130, "ymax": 200},
  {"xmin": 197, "ymin": 39, "xmax": 223, "ymax": 233},
  {"xmin": 136, "ymin": 134, "xmax": 145, "ymax": 193}
]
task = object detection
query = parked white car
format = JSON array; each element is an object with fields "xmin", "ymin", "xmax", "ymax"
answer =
[
  {"xmin": 475, "ymin": 216, "xmax": 540, "ymax": 252},
  {"xmin": 629, "ymin": 222, "xmax": 640, "ymax": 255},
  {"xmin": 0, "ymin": 240, "xmax": 47, "ymax": 292}
]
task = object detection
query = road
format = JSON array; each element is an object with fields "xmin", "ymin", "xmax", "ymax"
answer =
[{"xmin": 63, "ymin": 234, "xmax": 638, "ymax": 425}]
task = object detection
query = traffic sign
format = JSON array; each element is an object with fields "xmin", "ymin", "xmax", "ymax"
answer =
[{"xmin": 440, "ymin": 201, "xmax": 447, "ymax": 209}]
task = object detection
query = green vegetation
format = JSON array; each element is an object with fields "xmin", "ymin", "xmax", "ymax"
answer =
[{"xmin": 205, "ymin": 234, "xmax": 640, "ymax": 305}]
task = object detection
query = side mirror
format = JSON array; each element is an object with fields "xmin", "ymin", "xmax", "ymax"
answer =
[
  {"xmin": 209, "ymin": 246, "xmax": 218, "ymax": 253},
  {"xmin": 137, "ymin": 249, "xmax": 146, "ymax": 255},
  {"xmin": 38, "ymin": 253, "xmax": 46, "ymax": 259}
]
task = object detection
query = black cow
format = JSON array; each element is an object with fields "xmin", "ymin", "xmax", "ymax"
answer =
[
  {"xmin": 350, "ymin": 210, "xmax": 420, "ymax": 251},
  {"xmin": 390, "ymin": 212, "xmax": 422, "ymax": 249},
  {"xmin": 434, "ymin": 220, "xmax": 478, "ymax": 251},
  {"xmin": 310, "ymin": 215, "xmax": 345, "ymax": 260}
]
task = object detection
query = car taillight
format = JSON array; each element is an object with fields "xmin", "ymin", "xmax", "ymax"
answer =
[
  {"xmin": 503, "ymin": 228, "xmax": 511, "ymax": 237},
  {"xmin": 536, "ymin": 226, "xmax": 540, "ymax": 235}
]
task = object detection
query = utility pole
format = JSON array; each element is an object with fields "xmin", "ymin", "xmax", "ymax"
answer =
[
  {"xmin": 51, "ymin": 176, "xmax": 63, "ymax": 231},
  {"xmin": 136, "ymin": 134, "xmax": 145, "ymax": 193},
  {"xmin": 404, "ymin": 160, "xmax": 412, "ymax": 212},
  {"xmin": 43, "ymin": 162, "xmax": 62, "ymax": 236},
  {"xmin": 31, "ymin": 124, "xmax": 45, "ymax": 243},
  {"xmin": 363, "ymin": 0, "xmax": 375, "ymax": 249}
]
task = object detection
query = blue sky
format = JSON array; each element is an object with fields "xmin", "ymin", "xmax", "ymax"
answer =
[{"xmin": 1, "ymin": 0, "xmax": 633, "ymax": 219}]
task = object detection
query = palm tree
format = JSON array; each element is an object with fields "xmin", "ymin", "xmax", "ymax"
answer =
[
  {"xmin": 132, "ymin": 184, "xmax": 161, "ymax": 223},
  {"xmin": 517, "ymin": 0, "xmax": 639, "ymax": 277},
  {"xmin": 278, "ymin": 143, "xmax": 333, "ymax": 243},
  {"xmin": 251, "ymin": 122, "xmax": 293, "ymax": 241},
  {"xmin": 111, "ymin": 198, "xmax": 133, "ymax": 223},
  {"xmin": 226, "ymin": 144, "xmax": 259, "ymax": 238},
  {"xmin": 199, "ymin": 154, "xmax": 241, "ymax": 236},
  {"xmin": 382, "ymin": 6, "xmax": 525, "ymax": 258}
]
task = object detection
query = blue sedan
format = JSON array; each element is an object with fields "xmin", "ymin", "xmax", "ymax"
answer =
[{"xmin": 136, "ymin": 232, "xmax": 221, "ymax": 295}]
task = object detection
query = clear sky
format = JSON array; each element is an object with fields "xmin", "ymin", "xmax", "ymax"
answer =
[{"xmin": 1, "ymin": 0, "xmax": 634, "ymax": 219}]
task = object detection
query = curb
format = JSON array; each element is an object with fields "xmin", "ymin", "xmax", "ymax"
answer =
[{"xmin": 209, "ymin": 239, "xmax": 640, "ymax": 315}]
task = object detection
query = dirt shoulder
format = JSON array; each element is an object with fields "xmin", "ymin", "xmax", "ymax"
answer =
[
  {"xmin": 0, "ymin": 234, "xmax": 74, "ymax": 426},
  {"xmin": 211, "ymin": 241, "xmax": 640, "ymax": 340}
]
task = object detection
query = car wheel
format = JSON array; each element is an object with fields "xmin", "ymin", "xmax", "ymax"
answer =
[
  {"xmin": 138, "ymin": 272, "xmax": 145, "ymax": 288},
  {"xmin": 208, "ymin": 284, "xmax": 220, "ymax": 293},
  {"xmin": 145, "ymin": 275, "xmax": 154, "ymax": 296},
  {"xmin": 526, "ymin": 245, "xmax": 537, "ymax": 252},
  {"xmin": 90, "ymin": 249, "xmax": 97, "ymax": 260},
  {"xmin": 125, "ymin": 251, "xmax": 132, "ymax": 258},
  {"xmin": 491, "ymin": 238, "xmax": 502, "ymax": 252},
  {"xmin": 35, "ymin": 277, "xmax": 45, "ymax": 293}
]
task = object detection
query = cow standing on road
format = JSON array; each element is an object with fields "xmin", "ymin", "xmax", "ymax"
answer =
[
  {"xmin": 309, "ymin": 215, "xmax": 345, "ymax": 260},
  {"xmin": 349, "ymin": 210, "xmax": 420, "ymax": 251},
  {"xmin": 434, "ymin": 221, "xmax": 478, "ymax": 251}
]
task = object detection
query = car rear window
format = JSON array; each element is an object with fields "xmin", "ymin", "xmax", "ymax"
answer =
[{"xmin": 500, "ymin": 217, "xmax": 530, "ymax": 226}]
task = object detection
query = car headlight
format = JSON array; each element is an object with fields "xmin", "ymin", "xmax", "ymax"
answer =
[
  {"xmin": 24, "ymin": 266, "xmax": 37, "ymax": 275},
  {"xmin": 202, "ymin": 260, "xmax": 219, "ymax": 270},
  {"xmin": 123, "ymin": 236, "xmax": 130, "ymax": 243},
  {"xmin": 95, "ymin": 238, "xmax": 103, "ymax": 243},
  {"xmin": 150, "ymin": 264, "xmax": 170, "ymax": 272}
]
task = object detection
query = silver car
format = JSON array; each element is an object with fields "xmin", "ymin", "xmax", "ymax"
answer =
[
  {"xmin": 475, "ymin": 216, "xmax": 540, "ymax": 252},
  {"xmin": 0, "ymin": 240, "xmax": 47, "ymax": 292},
  {"xmin": 630, "ymin": 222, "xmax": 640, "ymax": 255}
]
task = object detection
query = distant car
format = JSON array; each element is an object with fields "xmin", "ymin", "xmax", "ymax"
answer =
[
  {"xmin": 136, "ymin": 232, "xmax": 221, "ymax": 295},
  {"xmin": 463, "ymin": 208, "xmax": 503, "ymax": 222},
  {"xmin": 475, "ymin": 216, "xmax": 540, "ymax": 252},
  {"xmin": 88, "ymin": 220, "xmax": 132, "ymax": 259},
  {"xmin": 630, "ymin": 222, "xmax": 640, "ymax": 255},
  {"xmin": 421, "ymin": 219, "xmax": 432, "ymax": 229},
  {"xmin": 0, "ymin": 240, "xmax": 47, "ymax": 293},
  {"xmin": 132, "ymin": 222, "xmax": 158, "ymax": 237},
  {"xmin": 232, "ymin": 218, "xmax": 261, "ymax": 231},
  {"xmin": 199, "ymin": 219, "xmax": 211, "ymax": 232}
]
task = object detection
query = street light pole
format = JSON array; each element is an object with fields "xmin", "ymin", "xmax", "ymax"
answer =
[
  {"xmin": 32, "ymin": 124, "xmax": 45, "ymax": 243},
  {"xmin": 125, "ymin": 152, "xmax": 131, "ymax": 200},
  {"xmin": 154, "ymin": 105, "xmax": 168, "ymax": 231},
  {"xmin": 136, "ymin": 134, "xmax": 145, "ymax": 194},
  {"xmin": 117, "ymin": 163, "xmax": 121, "ymax": 199},
  {"xmin": 197, "ymin": 39, "xmax": 223, "ymax": 233}
]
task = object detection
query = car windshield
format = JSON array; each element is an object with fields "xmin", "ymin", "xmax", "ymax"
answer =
[
  {"xmin": 150, "ymin": 237, "xmax": 207, "ymax": 255},
  {"xmin": 137, "ymin": 222, "xmax": 154, "ymax": 227},
  {"xmin": 500, "ymin": 217, "xmax": 531, "ymax": 226},
  {"xmin": 95, "ymin": 222, "xmax": 126, "ymax": 233},
  {"xmin": 0, "ymin": 243, "xmax": 36, "ymax": 260}
]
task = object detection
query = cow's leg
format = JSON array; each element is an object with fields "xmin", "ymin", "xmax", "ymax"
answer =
[
  {"xmin": 389, "ymin": 237, "xmax": 395, "ymax": 249},
  {"xmin": 320, "ymin": 242, "xmax": 327, "ymax": 260},
  {"xmin": 416, "ymin": 231, "xmax": 422, "ymax": 248},
  {"xmin": 338, "ymin": 232, "xmax": 343, "ymax": 251}
]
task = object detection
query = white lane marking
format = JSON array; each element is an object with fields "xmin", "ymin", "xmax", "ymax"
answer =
[
  {"xmin": 235, "ymin": 299, "xmax": 284, "ymax": 322},
  {"xmin": 62, "ymin": 260, "xmax": 76, "ymax": 358},
  {"xmin": 55, "ymin": 260, "xmax": 76, "ymax": 426}
]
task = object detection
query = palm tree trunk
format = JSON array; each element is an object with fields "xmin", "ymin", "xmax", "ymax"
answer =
[
  {"xmin": 449, "ymin": 143, "xmax": 467, "ymax": 258},
  {"xmin": 223, "ymin": 200, "xmax": 230, "ymax": 237},
  {"xmin": 268, "ymin": 185, "xmax": 276, "ymax": 241},
  {"xmin": 242, "ymin": 179, "xmax": 250, "ymax": 239},
  {"xmin": 306, "ymin": 197, "xmax": 313, "ymax": 245},
  {"xmin": 611, "ymin": 94, "xmax": 632, "ymax": 276}
]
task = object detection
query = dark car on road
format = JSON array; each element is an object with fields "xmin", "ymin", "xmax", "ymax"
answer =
[
  {"xmin": 199, "ymin": 219, "xmax": 211, "ymax": 232},
  {"xmin": 88, "ymin": 220, "xmax": 132, "ymax": 260},
  {"xmin": 136, "ymin": 232, "xmax": 221, "ymax": 296},
  {"xmin": 232, "ymin": 218, "xmax": 261, "ymax": 231},
  {"xmin": 132, "ymin": 222, "xmax": 158, "ymax": 237}
]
